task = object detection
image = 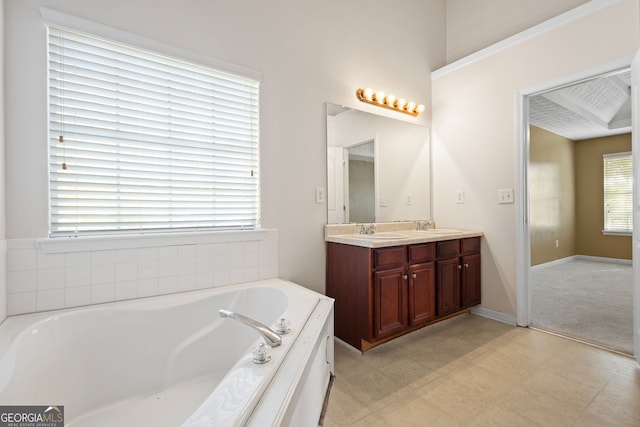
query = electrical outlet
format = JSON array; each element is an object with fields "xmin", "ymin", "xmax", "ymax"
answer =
[
  {"xmin": 497, "ymin": 188, "xmax": 514, "ymax": 204},
  {"xmin": 456, "ymin": 190, "xmax": 464, "ymax": 204},
  {"xmin": 315, "ymin": 187, "xmax": 325, "ymax": 204},
  {"xmin": 406, "ymin": 194, "xmax": 413, "ymax": 206}
]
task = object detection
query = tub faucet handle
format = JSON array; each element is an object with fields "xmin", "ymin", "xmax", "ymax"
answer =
[
  {"xmin": 274, "ymin": 318, "xmax": 291, "ymax": 335},
  {"xmin": 252, "ymin": 342, "xmax": 272, "ymax": 364}
]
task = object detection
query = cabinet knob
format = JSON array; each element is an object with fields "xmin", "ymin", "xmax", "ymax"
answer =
[
  {"xmin": 403, "ymin": 274, "xmax": 408, "ymax": 280},
  {"xmin": 465, "ymin": 263, "xmax": 469, "ymax": 268},
  {"xmin": 412, "ymin": 273, "xmax": 417, "ymax": 279},
  {"xmin": 458, "ymin": 264, "xmax": 462, "ymax": 270}
]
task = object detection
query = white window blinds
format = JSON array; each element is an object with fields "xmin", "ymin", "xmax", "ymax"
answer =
[
  {"xmin": 603, "ymin": 152, "xmax": 632, "ymax": 233},
  {"xmin": 48, "ymin": 26, "xmax": 260, "ymax": 236}
]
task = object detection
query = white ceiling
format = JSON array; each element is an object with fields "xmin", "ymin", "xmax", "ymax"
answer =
[{"xmin": 529, "ymin": 69, "xmax": 631, "ymax": 141}]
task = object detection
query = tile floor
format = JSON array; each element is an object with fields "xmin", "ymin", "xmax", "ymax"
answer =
[{"xmin": 321, "ymin": 314, "xmax": 640, "ymax": 427}]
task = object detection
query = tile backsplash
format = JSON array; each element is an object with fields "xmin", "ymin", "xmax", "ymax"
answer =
[{"xmin": 6, "ymin": 230, "xmax": 278, "ymax": 315}]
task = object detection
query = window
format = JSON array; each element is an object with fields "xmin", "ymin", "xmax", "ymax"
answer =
[
  {"xmin": 603, "ymin": 152, "xmax": 632, "ymax": 234},
  {"xmin": 48, "ymin": 26, "xmax": 260, "ymax": 237}
]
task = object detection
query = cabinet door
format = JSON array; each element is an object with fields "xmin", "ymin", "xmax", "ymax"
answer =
[
  {"xmin": 437, "ymin": 257, "xmax": 460, "ymax": 316},
  {"xmin": 373, "ymin": 268, "xmax": 408, "ymax": 340},
  {"xmin": 408, "ymin": 262, "xmax": 436, "ymax": 326},
  {"xmin": 461, "ymin": 253, "xmax": 481, "ymax": 308}
]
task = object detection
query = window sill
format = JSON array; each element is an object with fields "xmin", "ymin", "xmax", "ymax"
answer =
[
  {"xmin": 38, "ymin": 228, "xmax": 272, "ymax": 254},
  {"xmin": 602, "ymin": 230, "xmax": 632, "ymax": 237}
]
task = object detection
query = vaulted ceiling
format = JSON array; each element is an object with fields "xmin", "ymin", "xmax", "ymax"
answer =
[{"xmin": 529, "ymin": 70, "xmax": 631, "ymax": 141}]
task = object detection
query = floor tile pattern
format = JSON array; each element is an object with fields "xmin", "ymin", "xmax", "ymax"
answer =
[{"xmin": 321, "ymin": 314, "xmax": 640, "ymax": 426}]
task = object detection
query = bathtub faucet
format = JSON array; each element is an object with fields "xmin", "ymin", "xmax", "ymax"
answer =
[{"xmin": 218, "ymin": 309, "xmax": 282, "ymax": 347}]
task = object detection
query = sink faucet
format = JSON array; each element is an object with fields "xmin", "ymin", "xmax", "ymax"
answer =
[
  {"xmin": 218, "ymin": 309, "xmax": 282, "ymax": 347},
  {"xmin": 415, "ymin": 220, "xmax": 433, "ymax": 231},
  {"xmin": 359, "ymin": 223, "xmax": 376, "ymax": 235}
]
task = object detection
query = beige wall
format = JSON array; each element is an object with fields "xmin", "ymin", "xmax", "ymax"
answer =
[
  {"xmin": 528, "ymin": 127, "xmax": 632, "ymax": 266},
  {"xmin": 446, "ymin": 0, "xmax": 589, "ymax": 63},
  {"xmin": 432, "ymin": 0, "xmax": 640, "ymax": 317},
  {"xmin": 529, "ymin": 126, "xmax": 576, "ymax": 266},
  {"xmin": 575, "ymin": 133, "xmax": 632, "ymax": 260}
]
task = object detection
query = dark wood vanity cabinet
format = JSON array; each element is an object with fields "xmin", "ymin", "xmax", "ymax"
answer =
[
  {"xmin": 461, "ymin": 240, "xmax": 481, "ymax": 308},
  {"xmin": 436, "ymin": 256, "xmax": 461, "ymax": 316},
  {"xmin": 372, "ymin": 244, "xmax": 436, "ymax": 341},
  {"xmin": 373, "ymin": 266, "xmax": 408, "ymax": 340},
  {"xmin": 436, "ymin": 237, "xmax": 481, "ymax": 316},
  {"xmin": 408, "ymin": 262, "xmax": 436, "ymax": 326},
  {"xmin": 327, "ymin": 237, "xmax": 477, "ymax": 351}
]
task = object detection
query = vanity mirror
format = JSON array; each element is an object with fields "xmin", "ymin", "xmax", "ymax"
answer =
[{"xmin": 326, "ymin": 102, "xmax": 431, "ymax": 224}]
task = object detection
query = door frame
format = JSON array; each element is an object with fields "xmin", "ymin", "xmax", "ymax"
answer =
[
  {"xmin": 631, "ymin": 51, "xmax": 640, "ymax": 362},
  {"xmin": 515, "ymin": 56, "xmax": 637, "ymax": 362}
]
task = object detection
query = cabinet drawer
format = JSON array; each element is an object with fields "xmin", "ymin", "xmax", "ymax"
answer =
[
  {"xmin": 436, "ymin": 240, "xmax": 459, "ymax": 259},
  {"xmin": 409, "ymin": 243, "xmax": 434, "ymax": 263},
  {"xmin": 461, "ymin": 237, "xmax": 480, "ymax": 255},
  {"xmin": 374, "ymin": 246, "xmax": 407, "ymax": 269}
]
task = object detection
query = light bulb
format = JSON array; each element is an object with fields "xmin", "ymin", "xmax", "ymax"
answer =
[
  {"xmin": 395, "ymin": 98, "xmax": 407, "ymax": 109},
  {"xmin": 375, "ymin": 91, "xmax": 385, "ymax": 104},
  {"xmin": 363, "ymin": 88, "xmax": 374, "ymax": 101},
  {"xmin": 407, "ymin": 101, "xmax": 417, "ymax": 112},
  {"xmin": 416, "ymin": 104, "xmax": 426, "ymax": 114},
  {"xmin": 386, "ymin": 94, "xmax": 396, "ymax": 106}
]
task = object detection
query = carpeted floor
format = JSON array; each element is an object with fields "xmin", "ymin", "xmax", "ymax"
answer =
[{"xmin": 530, "ymin": 258, "xmax": 633, "ymax": 355}]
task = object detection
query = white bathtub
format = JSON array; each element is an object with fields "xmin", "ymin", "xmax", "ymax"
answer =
[{"xmin": 0, "ymin": 278, "xmax": 334, "ymax": 426}]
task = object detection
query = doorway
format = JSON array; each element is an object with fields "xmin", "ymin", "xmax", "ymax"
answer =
[
  {"xmin": 327, "ymin": 139, "xmax": 376, "ymax": 224},
  {"xmin": 346, "ymin": 140, "xmax": 375, "ymax": 223},
  {"xmin": 517, "ymin": 61, "xmax": 636, "ymax": 357}
]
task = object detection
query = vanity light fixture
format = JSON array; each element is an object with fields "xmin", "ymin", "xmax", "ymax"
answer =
[{"xmin": 356, "ymin": 88, "xmax": 425, "ymax": 117}]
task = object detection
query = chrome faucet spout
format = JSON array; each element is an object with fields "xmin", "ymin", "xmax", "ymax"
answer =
[
  {"xmin": 415, "ymin": 220, "xmax": 433, "ymax": 231},
  {"xmin": 218, "ymin": 309, "xmax": 282, "ymax": 347},
  {"xmin": 359, "ymin": 223, "xmax": 376, "ymax": 234}
]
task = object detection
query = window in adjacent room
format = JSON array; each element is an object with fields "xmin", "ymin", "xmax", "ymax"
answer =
[
  {"xmin": 603, "ymin": 151, "xmax": 632, "ymax": 234},
  {"xmin": 48, "ymin": 26, "xmax": 260, "ymax": 237}
]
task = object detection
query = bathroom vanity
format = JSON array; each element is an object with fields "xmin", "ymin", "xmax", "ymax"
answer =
[{"xmin": 325, "ymin": 224, "xmax": 483, "ymax": 352}]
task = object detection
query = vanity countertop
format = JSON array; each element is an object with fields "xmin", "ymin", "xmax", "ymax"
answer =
[{"xmin": 325, "ymin": 223, "xmax": 484, "ymax": 248}]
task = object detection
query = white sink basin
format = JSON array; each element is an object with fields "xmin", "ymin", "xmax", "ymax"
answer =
[
  {"xmin": 415, "ymin": 229, "xmax": 463, "ymax": 235},
  {"xmin": 351, "ymin": 232, "xmax": 408, "ymax": 240}
]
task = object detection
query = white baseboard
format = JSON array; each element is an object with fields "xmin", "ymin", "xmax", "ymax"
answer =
[
  {"xmin": 575, "ymin": 255, "xmax": 632, "ymax": 265},
  {"xmin": 470, "ymin": 306, "xmax": 517, "ymax": 326},
  {"xmin": 531, "ymin": 255, "xmax": 577, "ymax": 271},
  {"xmin": 532, "ymin": 255, "xmax": 631, "ymax": 271}
]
